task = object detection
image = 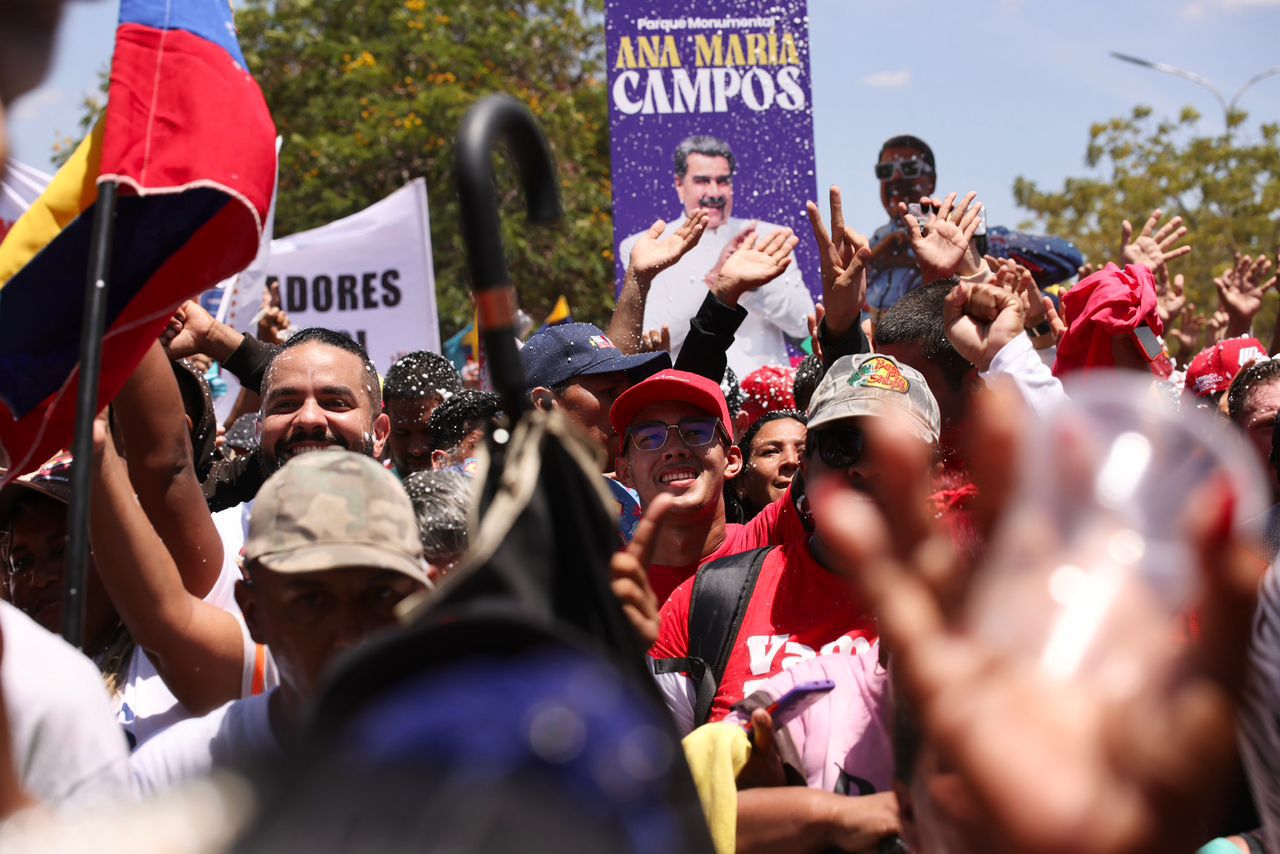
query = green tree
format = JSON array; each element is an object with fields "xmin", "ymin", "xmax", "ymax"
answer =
[
  {"xmin": 1014, "ymin": 106, "xmax": 1280, "ymax": 346},
  {"xmin": 233, "ymin": 0, "xmax": 614, "ymax": 338}
]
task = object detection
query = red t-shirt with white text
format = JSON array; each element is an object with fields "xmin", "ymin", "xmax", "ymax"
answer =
[{"xmin": 649, "ymin": 534, "xmax": 877, "ymax": 723}]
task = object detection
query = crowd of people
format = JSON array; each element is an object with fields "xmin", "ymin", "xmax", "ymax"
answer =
[{"xmin": 6, "ymin": 9, "xmax": 1280, "ymax": 850}]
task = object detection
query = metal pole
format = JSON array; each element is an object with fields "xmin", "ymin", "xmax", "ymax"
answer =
[{"xmin": 63, "ymin": 180, "xmax": 118, "ymax": 648}]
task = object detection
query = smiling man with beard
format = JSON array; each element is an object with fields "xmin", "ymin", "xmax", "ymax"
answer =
[
  {"xmin": 257, "ymin": 328, "xmax": 388, "ymax": 476},
  {"xmin": 617, "ymin": 134, "xmax": 813, "ymax": 377}
]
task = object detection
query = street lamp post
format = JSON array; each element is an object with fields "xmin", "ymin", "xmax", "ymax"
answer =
[{"xmin": 1110, "ymin": 52, "xmax": 1280, "ymax": 133}]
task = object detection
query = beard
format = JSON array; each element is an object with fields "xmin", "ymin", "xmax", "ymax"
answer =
[{"xmin": 259, "ymin": 426, "xmax": 376, "ymax": 476}]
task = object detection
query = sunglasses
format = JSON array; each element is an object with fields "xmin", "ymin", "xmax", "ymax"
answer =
[
  {"xmin": 628, "ymin": 417, "xmax": 724, "ymax": 453},
  {"xmin": 875, "ymin": 158, "xmax": 933, "ymax": 181},
  {"xmin": 810, "ymin": 426, "xmax": 865, "ymax": 469}
]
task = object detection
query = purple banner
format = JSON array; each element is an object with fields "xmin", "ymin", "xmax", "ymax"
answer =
[{"xmin": 605, "ymin": 0, "xmax": 819, "ymax": 377}]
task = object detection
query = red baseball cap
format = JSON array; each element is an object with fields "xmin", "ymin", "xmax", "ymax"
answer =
[
  {"xmin": 609, "ymin": 369, "xmax": 733, "ymax": 444},
  {"xmin": 740, "ymin": 364, "xmax": 797, "ymax": 429},
  {"xmin": 1184, "ymin": 336, "xmax": 1268, "ymax": 398}
]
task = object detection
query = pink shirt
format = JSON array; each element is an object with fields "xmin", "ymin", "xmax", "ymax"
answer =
[{"xmin": 726, "ymin": 648, "xmax": 894, "ymax": 795}]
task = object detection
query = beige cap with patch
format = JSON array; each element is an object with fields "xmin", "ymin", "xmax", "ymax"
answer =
[
  {"xmin": 245, "ymin": 449, "xmax": 429, "ymax": 585},
  {"xmin": 806, "ymin": 353, "xmax": 941, "ymax": 444}
]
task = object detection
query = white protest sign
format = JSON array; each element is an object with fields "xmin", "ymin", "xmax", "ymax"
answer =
[{"xmin": 232, "ymin": 178, "xmax": 440, "ymax": 374}]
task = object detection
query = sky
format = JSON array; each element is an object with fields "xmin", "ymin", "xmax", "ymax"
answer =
[{"xmin": 8, "ymin": 0, "xmax": 1280, "ymax": 237}]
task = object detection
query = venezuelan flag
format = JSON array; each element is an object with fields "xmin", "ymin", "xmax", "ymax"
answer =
[{"xmin": 0, "ymin": 0, "xmax": 276, "ymax": 480}]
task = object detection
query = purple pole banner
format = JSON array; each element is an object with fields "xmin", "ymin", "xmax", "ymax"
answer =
[{"xmin": 605, "ymin": 0, "xmax": 819, "ymax": 378}]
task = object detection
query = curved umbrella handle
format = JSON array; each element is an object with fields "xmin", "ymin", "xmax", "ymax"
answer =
[{"xmin": 454, "ymin": 94, "xmax": 562, "ymax": 420}]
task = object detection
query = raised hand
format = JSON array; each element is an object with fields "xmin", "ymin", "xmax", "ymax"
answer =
[
  {"xmin": 256, "ymin": 280, "xmax": 292, "ymax": 346},
  {"xmin": 640, "ymin": 326, "xmax": 671, "ymax": 354},
  {"xmin": 1157, "ymin": 272, "xmax": 1187, "ymax": 326},
  {"xmin": 1120, "ymin": 209, "xmax": 1191, "ymax": 273},
  {"xmin": 609, "ymin": 493, "xmax": 672, "ymax": 645},
  {"xmin": 806, "ymin": 186, "xmax": 872, "ymax": 337},
  {"xmin": 943, "ymin": 281, "xmax": 1026, "ymax": 371},
  {"xmin": 712, "ymin": 227, "xmax": 799, "ymax": 306},
  {"xmin": 1216, "ymin": 253, "xmax": 1276, "ymax": 337},
  {"xmin": 161, "ymin": 299, "xmax": 218, "ymax": 360},
  {"xmin": 898, "ymin": 191, "xmax": 984, "ymax": 284},
  {"xmin": 813, "ymin": 391, "xmax": 1264, "ymax": 854},
  {"xmin": 629, "ymin": 209, "xmax": 710, "ymax": 281},
  {"xmin": 705, "ymin": 220, "xmax": 757, "ymax": 287}
]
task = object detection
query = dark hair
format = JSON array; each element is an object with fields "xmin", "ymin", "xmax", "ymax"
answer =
[
  {"xmin": 402, "ymin": 469, "xmax": 471, "ymax": 562},
  {"xmin": 1228, "ymin": 358, "xmax": 1280, "ymax": 426},
  {"xmin": 384, "ymin": 351, "xmax": 462, "ymax": 404},
  {"xmin": 793, "ymin": 354, "xmax": 823, "ymax": 413},
  {"xmin": 721, "ymin": 366, "xmax": 744, "ymax": 416},
  {"xmin": 428, "ymin": 389, "xmax": 500, "ymax": 451},
  {"xmin": 739, "ymin": 409, "xmax": 806, "ymax": 471},
  {"xmin": 874, "ymin": 280, "xmax": 971, "ymax": 391},
  {"xmin": 674, "ymin": 134, "xmax": 735, "ymax": 178},
  {"xmin": 270, "ymin": 328, "xmax": 383, "ymax": 411},
  {"xmin": 878, "ymin": 134, "xmax": 935, "ymax": 171}
]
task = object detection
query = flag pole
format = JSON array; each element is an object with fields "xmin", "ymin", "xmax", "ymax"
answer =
[{"xmin": 62, "ymin": 180, "xmax": 118, "ymax": 648}]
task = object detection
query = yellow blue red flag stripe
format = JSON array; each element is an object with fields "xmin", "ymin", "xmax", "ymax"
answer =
[{"xmin": 0, "ymin": 0, "xmax": 276, "ymax": 480}]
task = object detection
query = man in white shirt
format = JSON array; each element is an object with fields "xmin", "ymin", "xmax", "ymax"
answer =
[
  {"xmin": 130, "ymin": 450, "xmax": 431, "ymax": 795},
  {"xmin": 618, "ymin": 134, "xmax": 814, "ymax": 377}
]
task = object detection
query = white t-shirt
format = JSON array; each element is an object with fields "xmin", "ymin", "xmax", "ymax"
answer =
[
  {"xmin": 619, "ymin": 214, "xmax": 814, "ymax": 377},
  {"xmin": 0, "ymin": 602, "xmax": 130, "ymax": 806},
  {"xmin": 115, "ymin": 532, "xmax": 278, "ymax": 749},
  {"xmin": 130, "ymin": 689, "xmax": 279, "ymax": 797}
]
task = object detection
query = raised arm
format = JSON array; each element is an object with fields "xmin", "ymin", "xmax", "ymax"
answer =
[
  {"xmin": 89, "ymin": 413, "xmax": 245, "ymax": 715},
  {"xmin": 608, "ymin": 211, "xmax": 710, "ymax": 354},
  {"xmin": 806, "ymin": 186, "xmax": 872, "ymax": 366},
  {"xmin": 113, "ymin": 341, "xmax": 223, "ymax": 597}
]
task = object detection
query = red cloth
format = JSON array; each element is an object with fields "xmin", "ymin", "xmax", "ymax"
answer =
[
  {"xmin": 1053, "ymin": 263, "xmax": 1164, "ymax": 378},
  {"xmin": 646, "ymin": 483, "xmax": 807, "ymax": 605},
  {"xmin": 651, "ymin": 536, "xmax": 878, "ymax": 723}
]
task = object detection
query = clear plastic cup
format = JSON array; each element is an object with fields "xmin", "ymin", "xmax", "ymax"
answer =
[{"xmin": 964, "ymin": 372, "xmax": 1269, "ymax": 699}]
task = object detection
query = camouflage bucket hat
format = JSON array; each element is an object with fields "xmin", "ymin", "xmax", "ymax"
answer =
[{"xmin": 246, "ymin": 449, "xmax": 428, "ymax": 585}]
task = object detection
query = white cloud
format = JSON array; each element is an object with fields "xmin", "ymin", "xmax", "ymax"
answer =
[
  {"xmin": 1182, "ymin": 0, "xmax": 1280, "ymax": 17},
  {"xmin": 859, "ymin": 70, "xmax": 911, "ymax": 89}
]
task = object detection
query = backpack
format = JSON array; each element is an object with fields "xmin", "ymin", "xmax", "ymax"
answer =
[{"xmin": 651, "ymin": 546, "xmax": 776, "ymax": 727}]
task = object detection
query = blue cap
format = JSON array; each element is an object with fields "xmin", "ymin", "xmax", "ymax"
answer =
[{"xmin": 520, "ymin": 323, "xmax": 669, "ymax": 392}]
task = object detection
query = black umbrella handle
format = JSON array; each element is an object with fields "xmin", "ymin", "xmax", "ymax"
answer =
[{"xmin": 454, "ymin": 94, "xmax": 562, "ymax": 420}]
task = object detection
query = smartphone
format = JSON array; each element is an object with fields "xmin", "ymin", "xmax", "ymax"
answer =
[
  {"xmin": 1131, "ymin": 324, "xmax": 1165, "ymax": 361},
  {"xmin": 743, "ymin": 679, "xmax": 835, "ymax": 741}
]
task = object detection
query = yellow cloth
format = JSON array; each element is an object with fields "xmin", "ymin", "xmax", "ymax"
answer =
[
  {"xmin": 544, "ymin": 295, "xmax": 571, "ymax": 325},
  {"xmin": 682, "ymin": 721, "xmax": 751, "ymax": 854}
]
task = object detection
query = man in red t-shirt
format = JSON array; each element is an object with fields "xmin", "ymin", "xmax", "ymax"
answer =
[{"xmin": 648, "ymin": 353, "xmax": 942, "ymax": 733}]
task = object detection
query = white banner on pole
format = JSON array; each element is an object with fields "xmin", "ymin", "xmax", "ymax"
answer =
[{"xmin": 227, "ymin": 178, "xmax": 440, "ymax": 374}]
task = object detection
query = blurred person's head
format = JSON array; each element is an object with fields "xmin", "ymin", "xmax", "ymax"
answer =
[
  {"xmin": 237, "ymin": 451, "xmax": 428, "ymax": 707},
  {"xmin": 427, "ymin": 389, "xmax": 499, "ymax": 470},
  {"xmin": 259, "ymin": 328, "xmax": 388, "ymax": 474},
  {"xmin": 1228, "ymin": 358, "xmax": 1280, "ymax": 495},
  {"xmin": 402, "ymin": 469, "xmax": 471, "ymax": 582},
  {"xmin": 612, "ymin": 370, "xmax": 742, "ymax": 523},
  {"xmin": 0, "ymin": 1, "xmax": 66, "ymax": 170},
  {"xmin": 674, "ymin": 134, "xmax": 735, "ymax": 229},
  {"xmin": 874, "ymin": 281, "xmax": 976, "ymax": 450},
  {"xmin": 877, "ymin": 135, "xmax": 936, "ymax": 220},
  {"xmin": 0, "ymin": 453, "xmax": 122, "ymax": 656},
  {"xmin": 892, "ymin": 690, "xmax": 993, "ymax": 854},
  {"xmin": 383, "ymin": 351, "xmax": 462, "ymax": 477},
  {"xmin": 522, "ymin": 323, "xmax": 667, "ymax": 464},
  {"xmin": 802, "ymin": 354, "xmax": 940, "ymax": 520},
  {"xmin": 735, "ymin": 409, "xmax": 806, "ymax": 519}
]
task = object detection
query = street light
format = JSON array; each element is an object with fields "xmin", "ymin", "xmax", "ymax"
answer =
[{"xmin": 1110, "ymin": 52, "xmax": 1280, "ymax": 132}]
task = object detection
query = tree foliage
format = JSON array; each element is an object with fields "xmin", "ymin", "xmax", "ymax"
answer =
[
  {"xmin": 233, "ymin": 0, "xmax": 614, "ymax": 338},
  {"xmin": 1014, "ymin": 106, "xmax": 1280, "ymax": 339}
]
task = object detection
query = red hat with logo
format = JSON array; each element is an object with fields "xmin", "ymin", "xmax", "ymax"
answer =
[
  {"xmin": 1184, "ymin": 336, "xmax": 1268, "ymax": 398},
  {"xmin": 609, "ymin": 370, "xmax": 733, "ymax": 449},
  {"xmin": 740, "ymin": 364, "xmax": 797, "ymax": 429}
]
